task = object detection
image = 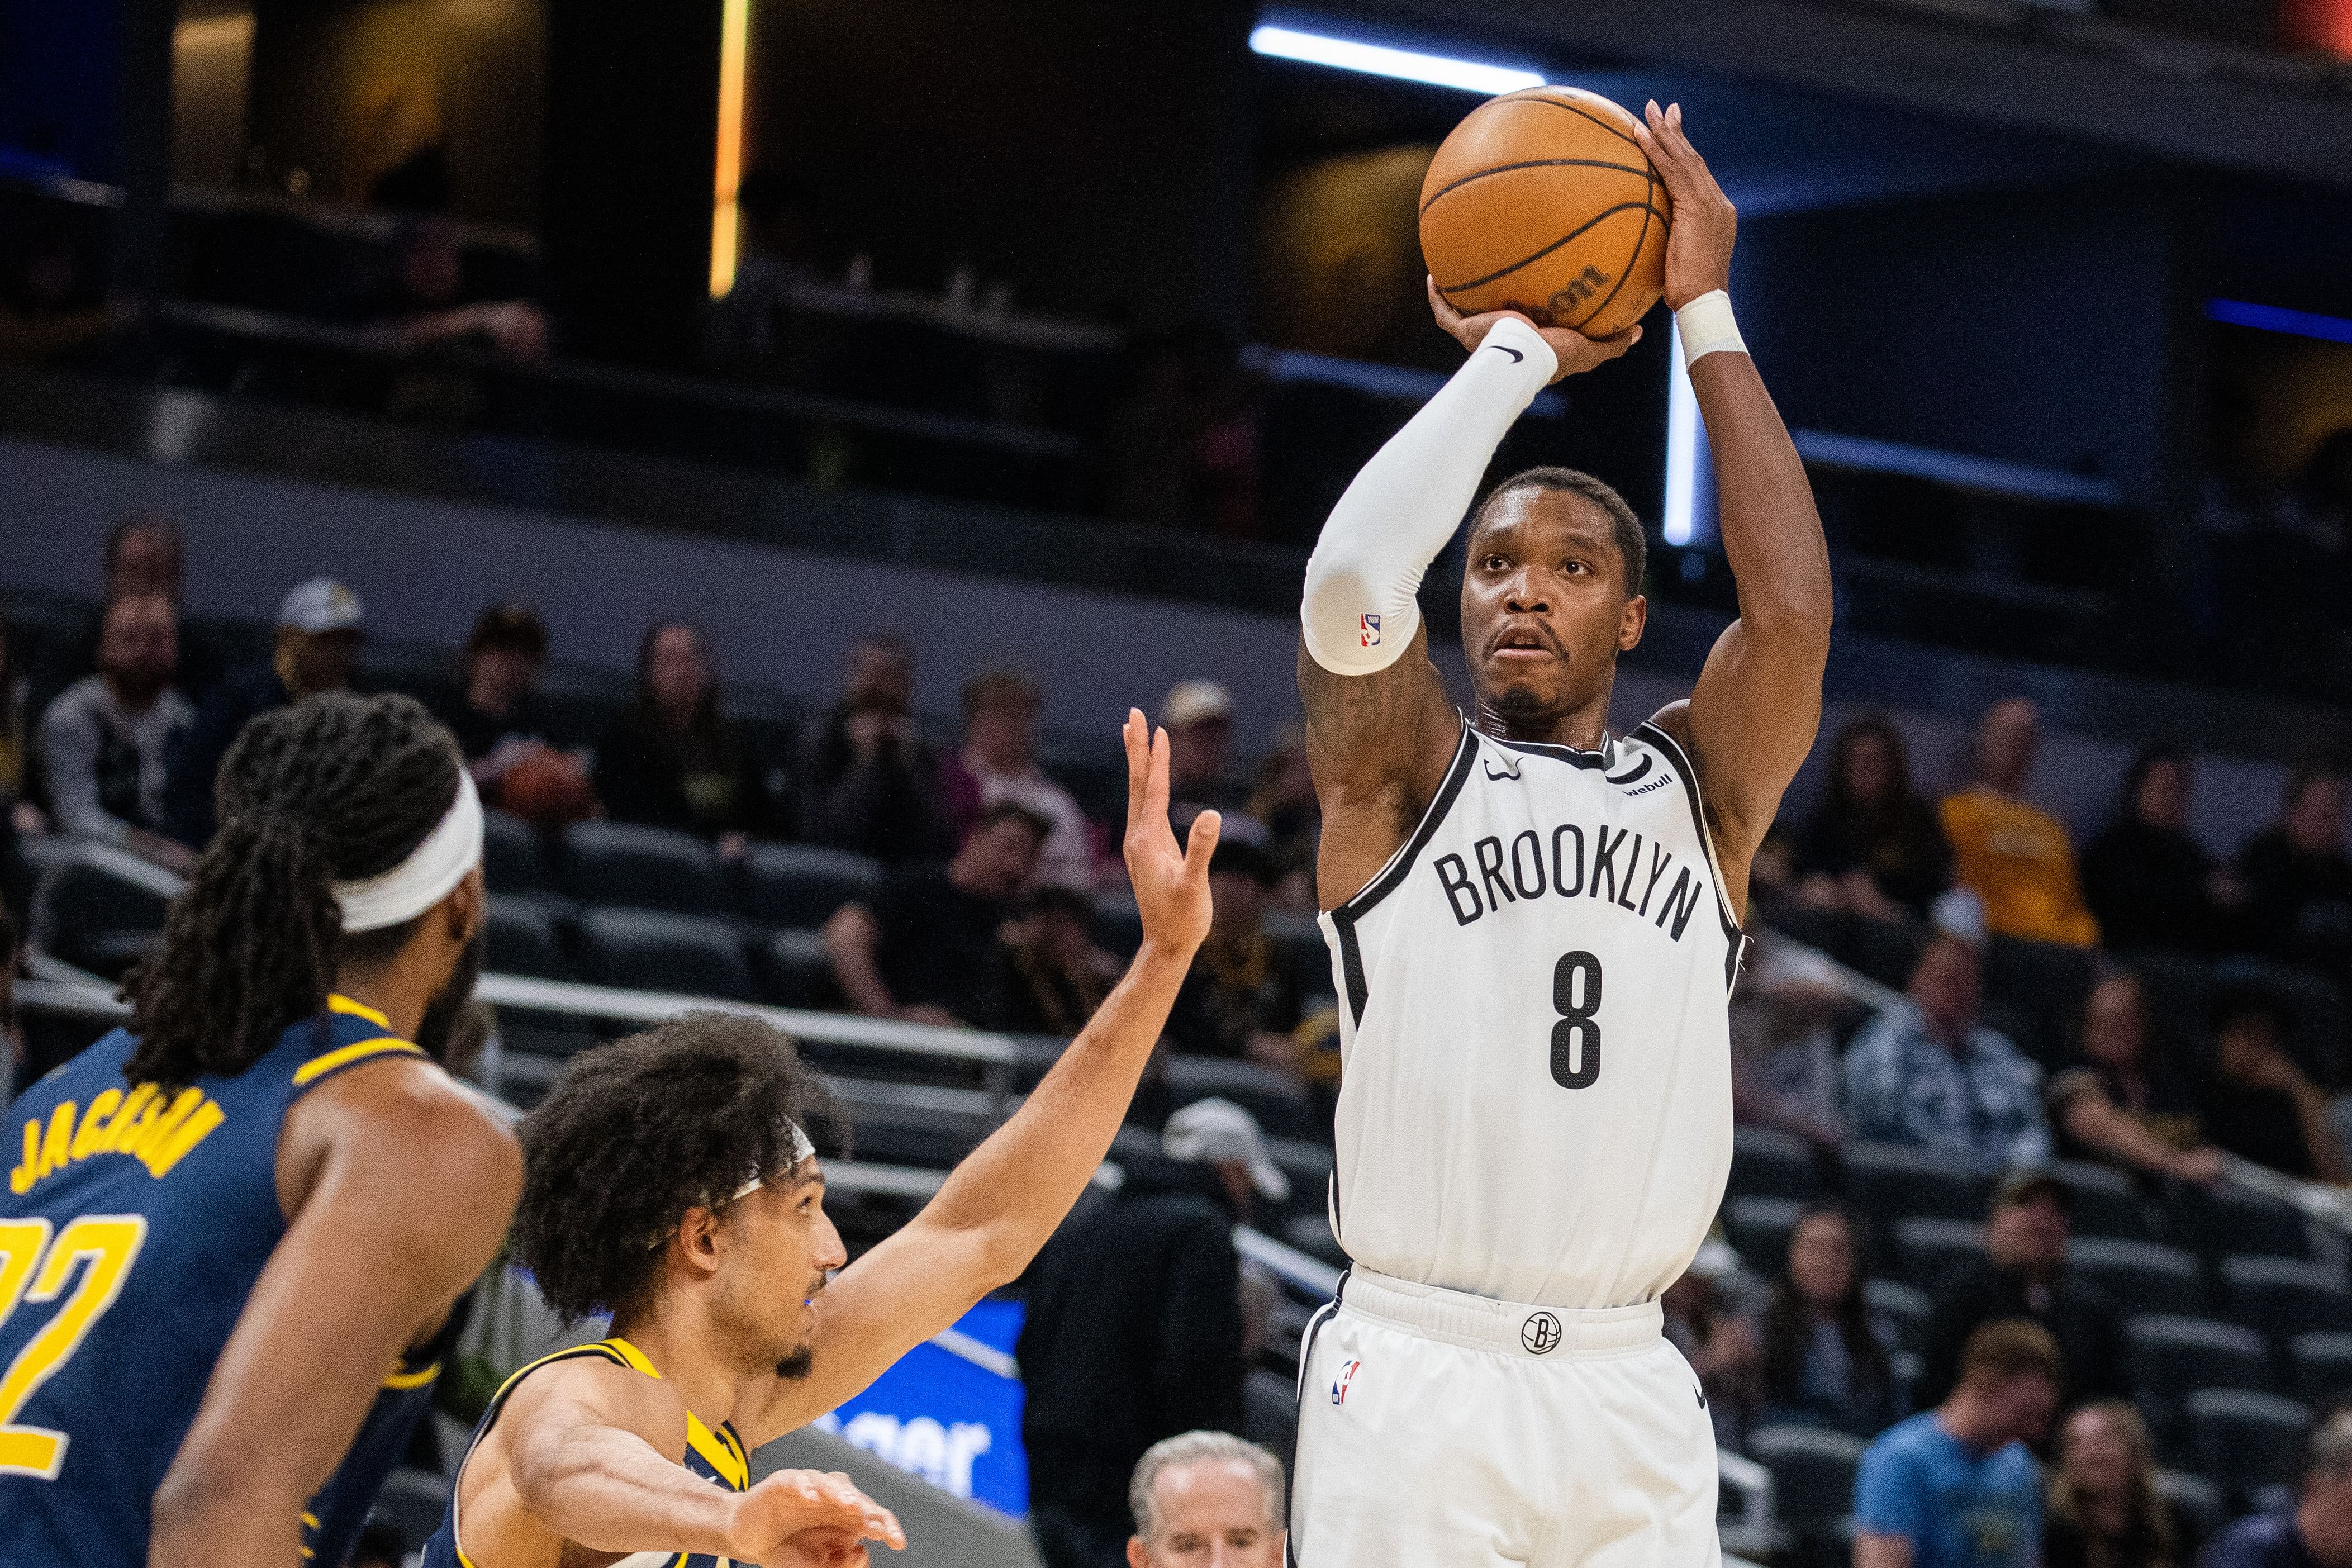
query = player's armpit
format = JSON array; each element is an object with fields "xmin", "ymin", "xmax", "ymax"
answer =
[
  {"xmin": 1298, "ymin": 628, "xmax": 1461, "ymax": 908},
  {"xmin": 149, "ymin": 1061, "xmax": 518, "ymax": 1568}
]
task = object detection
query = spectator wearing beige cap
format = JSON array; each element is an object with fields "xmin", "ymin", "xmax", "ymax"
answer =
[
  {"xmin": 1161, "ymin": 680, "xmax": 1246, "ymax": 829},
  {"xmin": 1019, "ymin": 1096, "xmax": 1287, "ymax": 1568},
  {"xmin": 164, "ymin": 577, "xmax": 365, "ymax": 847}
]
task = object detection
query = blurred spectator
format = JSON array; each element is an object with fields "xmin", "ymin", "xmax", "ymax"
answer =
[
  {"xmin": 1664, "ymin": 1262, "xmax": 1764, "ymax": 1452},
  {"xmin": 940, "ymin": 670, "xmax": 1091, "ymax": 890},
  {"xmin": 1, "ymin": 904, "xmax": 21, "ymax": 1104},
  {"xmin": 37, "ymin": 593, "xmax": 196, "ymax": 873},
  {"xmin": 1854, "ymin": 1320, "xmax": 2061, "ymax": 1568},
  {"xmin": 1793, "ymin": 715, "xmax": 1954, "ymax": 922},
  {"xmin": 2204, "ymin": 1400, "xmax": 2352, "ymax": 1568},
  {"xmin": 0, "ymin": 610, "xmax": 37, "ymax": 837},
  {"xmin": 706, "ymin": 168, "xmax": 824, "ymax": 370},
  {"xmin": 1245, "ymin": 729, "xmax": 1319, "ymax": 910},
  {"xmin": 823, "ymin": 800, "xmax": 1047, "ymax": 1027},
  {"xmin": 1165, "ymin": 838, "xmax": 1308, "ymax": 1075},
  {"xmin": 1731, "ymin": 935, "xmax": 1852, "ymax": 1152},
  {"xmin": 346, "ymin": 1521, "xmax": 405, "ymax": 1568},
  {"xmin": 795, "ymin": 634, "xmax": 952, "ymax": 864},
  {"xmin": 165, "ymin": 577, "xmax": 364, "ymax": 847},
  {"xmin": 1124, "ymin": 1432, "xmax": 1287, "ymax": 1568},
  {"xmin": 1001, "ymin": 885, "xmax": 1122, "ymax": 1037},
  {"xmin": 1759, "ymin": 1205, "xmax": 1907, "ymax": 1436},
  {"xmin": 1940, "ymin": 699, "xmax": 2101, "ymax": 948},
  {"xmin": 1020, "ymin": 1100, "xmax": 1285, "ymax": 1568},
  {"xmin": 2201, "ymin": 987, "xmax": 2349, "ymax": 1184},
  {"xmin": 1843, "ymin": 933, "xmax": 2052, "ymax": 1175},
  {"xmin": 356, "ymin": 218, "xmax": 548, "ymax": 364},
  {"xmin": 2082, "ymin": 746, "xmax": 2237, "ymax": 953},
  {"xmin": 2043, "ymin": 1401, "xmax": 2186, "ymax": 1568},
  {"xmin": 1161, "ymin": 682, "xmax": 1246, "ymax": 826},
  {"xmin": 1101, "ymin": 326, "xmax": 1264, "ymax": 539},
  {"xmin": 2045, "ymin": 971, "xmax": 2224, "ymax": 1185},
  {"xmin": 30, "ymin": 514, "xmax": 226, "ymax": 712},
  {"xmin": 595, "ymin": 621, "xmax": 769, "ymax": 856},
  {"xmin": 432, "ymin": 603, "xmax": 593, "ymax": 825},
  {"xmin": 0, "ymin": 218, "xmax": 131, "ymax": 366},
  {"xmin": 1917, "ymin": 1170, "xmax": 2128, "ymax": 1409},
  {"xmin": 2235, "ymin": 762, "xmax": 2352, "ymax": 989}
]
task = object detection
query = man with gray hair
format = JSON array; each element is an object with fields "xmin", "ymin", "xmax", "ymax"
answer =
[
  {"xmin": 1127, "ymin": 1431, "xmax": 1286, "ymax": 1568},
  {"xmin": 2206, "ymin": 1398, "xmax": 2352, "ymax": 1568}
]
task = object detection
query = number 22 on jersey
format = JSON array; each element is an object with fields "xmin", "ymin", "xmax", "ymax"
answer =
[{"xmin": 0, "ymin": 1215, "xmax": 148, "ymax": 1478}]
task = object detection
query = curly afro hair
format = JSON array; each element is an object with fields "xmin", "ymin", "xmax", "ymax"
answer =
[{"xmin": 515, "ymin": 1011, "xmax": 841, "ymax": 1324}]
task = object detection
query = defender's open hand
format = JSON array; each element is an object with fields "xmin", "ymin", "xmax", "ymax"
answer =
[{"xmin": 1123, "ymin": 708, "xmax": 1217, "ymax": 955}]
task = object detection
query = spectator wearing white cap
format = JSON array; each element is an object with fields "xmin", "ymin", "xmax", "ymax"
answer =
[
  {"xmin": 1018, "ymin": 1097, "xmax": 1289, "ymax": 1568},
  {"xmin": 164, "ymin": 577, "xmax": 364, "ymax": 847},
  {"xmin": 1161, "ymin": 680, "xmax": 1247, "ymax": 829}
]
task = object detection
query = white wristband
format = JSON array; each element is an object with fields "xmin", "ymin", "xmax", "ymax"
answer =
[{"xmin": 1676, "ymin": 290, "xmax": 1746, "ymax": 367}]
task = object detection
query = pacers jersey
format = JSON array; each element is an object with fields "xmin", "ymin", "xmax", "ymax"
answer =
[
  {"xmin": 0, "ymin": 995, "xmax": 445, "ymax": 1568},
  {"xmin": 424, "ymin": 1337, "xmax": 752, "ymax": 1568},
  {"xmin": 1319, "ymin": 717, "xmax": 1745, "ymax": 1311}
]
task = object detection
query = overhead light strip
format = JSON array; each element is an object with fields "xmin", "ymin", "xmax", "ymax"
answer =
[
  {"xmin": 709, "ymin": 0, "xmax": 752, "ymax": 300},
  {"xmin": 1248, "ymin": 25, "xmax": 1543, "ymax": 95},
  {"xmin": 2207, "ymin": 298, "xmax": 2352, "ymax": 346}
]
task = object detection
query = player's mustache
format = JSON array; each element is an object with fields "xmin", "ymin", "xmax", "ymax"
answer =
[{"xmin": 1486, "ymin": 618, "xmax": 1564, "ymax": 658}]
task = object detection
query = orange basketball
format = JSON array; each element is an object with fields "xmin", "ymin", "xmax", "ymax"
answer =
[{"xmin": 1419, "ymin": 86, "xmax": 1668, "ymax": 340}]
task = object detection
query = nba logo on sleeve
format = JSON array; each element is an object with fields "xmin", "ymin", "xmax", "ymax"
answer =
[
  {"xmin": 1331, "ymin": 1358, "xmax": 1361, "ymax": 1405},
  {"xmin": 1358, "ymin": 613, "xmax": 1380, "ymax": 648}
]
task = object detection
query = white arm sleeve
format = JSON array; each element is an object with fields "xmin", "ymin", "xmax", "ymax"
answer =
[{"xmin": 1300, "ymin": 315, "xmax": 1560, "ymax": 674}]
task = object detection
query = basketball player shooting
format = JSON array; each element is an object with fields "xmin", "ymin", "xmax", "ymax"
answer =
[{"xmin": 1288, "ymin": 102, "xmax": 1831, "ymax": 1566}]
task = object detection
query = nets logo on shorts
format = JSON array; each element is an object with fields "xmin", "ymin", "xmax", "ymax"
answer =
[
  {"xmin": 1331, "ymin": 1358, "xmax": 1361, "ymax": 1405},
  {"xmin": 1521, "ymin": 1312, "xmax": 1562, "ymax": 1355},
  {"xmin": 1358, "ymin": 613, "xmax": 1381, "ymax": 648}
]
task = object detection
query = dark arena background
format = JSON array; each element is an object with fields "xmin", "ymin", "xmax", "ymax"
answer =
[{"xmin": 4, "ymin": 1, "xmax": 2352, "ymax": 1564}]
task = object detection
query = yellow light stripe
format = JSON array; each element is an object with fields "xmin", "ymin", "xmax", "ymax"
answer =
[
  {"xmin": 383, "ymin": 1358, "xmax": 441, "ymax": 1391},
  {"xmin": 291, "ymin": 1038, "xmax": 422, "ymax": 1087},
  {"xmin": 326, "ymin": 994, "xmax": 391, "ymax": 1028},
  {"xmin": 301, "ymin": 1511, "xmax": 319, "ymax": 1528},
  {"xmin": 708, "ymin": 0, "xmax": 750, "ymax": 298}
]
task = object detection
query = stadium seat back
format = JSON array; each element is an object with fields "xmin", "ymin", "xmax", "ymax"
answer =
[
  {"xmin": 2187, "ymin": 1388, "xmax": 2312, "ymax": 1507},
  {"xmin": 2292, "ymin": 1333, "xmax": 2352, "ymax": 1408},
  {"xmin": 562, "ymin": 822, "xmax": 724, "ymax": 914},
  {"xmin": 2222, "ymin": 1256, "xmax": 2351, "ymax": 1344},
  {"xmin": 1864, "ymin": 1278, "xmax": 1933, "ymax": 1356},
  {"xmin": 486, "ymin": 895, "xmax": 567, "ymax": 980},
  {"xmin": 2125, "ymin": 1315, "xmax": 2274, "ymax": 1447},
  {"xmin": 1983, "ymin": 935, "xmax": 2097, "ymax": 1068},
  {"xmin": 1092, "ymin": 891, "xmax": 1144, "ymax": 958},
  {"xmin": 1746, "ymin": 1424, "xmax": 1866, "ymax": 1534},
  {"xmin": 736, "ymin": 843, "xmax": 882, "ymax": 929},
  {"xmin": 2154, "ymin": 1469, "xmax": 2225, "ymax": 1550},
  {"xmin": 37, "ymin": 858, "xmax": 171, "ymax": 978},
  {"xmin": 2046, "ymin": 1158, "xmax": 2154, "ymax": 1241},
  {"xmin": 1243, "ymin": 1366, "xmax": 1300, "ymax": 1471},
  {"xmin": 759, "ymin": 928, "xmax": 840, "ymax": 1010},
  {"xmin": 482, "ymin": 809, "xmax": 546, "ymax": 895},
  {"xmin": 2068, "ymin": 1238, "xmax": 2210, "ymax": 1319},
  {"xmin": 1162, "ymin": 1057, "xmax": 1319, "ymax": 1143},
  {"xmin": 574, "ymin": 907, "xmax": 755, "ymax": 1001},
  {"xmin": 1842, "ymin": 1142, "xmax": 1989, "ymax": 1225},
  {"xmin": 1892, "ymin": 1217, "xmax": 1987, "ymax": 1293},
  {"xmin": 1723, "ymin": 1196, "xmax": 1804, "ymax": 1280},
  {"xmin": 2180, "ymin": 1185, "xmax": 2310, "ymax": 1263},
  {"xmin": 1730, "ymin": 1125, "xmax": 1820, "ymax": 1203}
]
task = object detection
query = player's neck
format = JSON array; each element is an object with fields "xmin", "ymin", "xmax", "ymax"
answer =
[
  {"xmin": 331, "ymin": 962, "xmax": 432, "ymax": 1044},
  {"xmin": 606, "ymin": 1307, "xmax": 743, "ymax": 1431},
  {"xmin": 1471, "ymin": 690, "xmax": 1614, "ymax": 753}
]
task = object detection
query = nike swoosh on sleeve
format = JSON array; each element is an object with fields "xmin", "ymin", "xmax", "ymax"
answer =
[{"xmin": 1493, "ymin": 345, "xmax": 1524, "ymax": 363}]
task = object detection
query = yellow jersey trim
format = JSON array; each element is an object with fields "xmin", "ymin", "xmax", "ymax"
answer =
[
  {"xmin": 326, "ymin": 994, "xmax": 392, "ymax": 1028},
  {"xmin": 292, "ymin": 1037, "xmax": 423, "ymax": 1087},
  {"xmin": 383, "ymin": 1358, "xmax": 441, "ymax": 1391},
  {"xmin": 602, "ymin": 1337, "xmax": 751, "ymax": 1491}
]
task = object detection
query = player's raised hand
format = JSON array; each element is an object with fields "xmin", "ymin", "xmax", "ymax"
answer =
[
  {"xmin": 1427, "ymin": 276, "xmax": 1640, "ymax": 383},
  {"xmin": 1123, "ymin": 707, "xmax": 1217, "ymax": 955},
  {"xmin": 725, "ymin": 1468, "xmax": 905, "ymax": 1561},
  {"xmin": 1632, "ymin": 101, "xmax": 1736, "ymax": 310}
]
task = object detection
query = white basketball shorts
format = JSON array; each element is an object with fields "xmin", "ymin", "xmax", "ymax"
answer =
[{"xmin": 1290, "ymin": 1268, "xmax": 1721, "ymax": 1568}]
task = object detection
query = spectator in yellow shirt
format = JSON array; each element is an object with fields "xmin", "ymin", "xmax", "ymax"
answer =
[{"xmin": 1940, "ymin": 699, "xmax": 2101, "ymax": 948}]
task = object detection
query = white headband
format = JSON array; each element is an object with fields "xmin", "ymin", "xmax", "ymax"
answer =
[
  {"xmin": 731, "ymin": 1120, "xmax": 818, "ymax": 1200},
  {"xmin": 333, "ymin": 768, "xmax": 484, "ymax": 933}
]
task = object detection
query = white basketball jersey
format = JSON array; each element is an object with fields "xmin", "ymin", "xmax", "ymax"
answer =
[{"xmin": 1318, "ymin": 716, "xmax": 1745, "ymax": 1311}]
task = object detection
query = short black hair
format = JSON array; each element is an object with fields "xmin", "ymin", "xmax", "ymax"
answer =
[
  {"xmin": 515, "ymin": 1011, "xmax": 841, "ymax": 1324},
  {"xmin": 1469, "ymin": 467, "xmax": 1647, "ymax": 596},
  {"xmin": 466, "ymin": 601, "xmax": 548, "ymax": 662},
  {"xmin": 973, "ymin": 799, "xmax": 1053, "ymax": 845}
]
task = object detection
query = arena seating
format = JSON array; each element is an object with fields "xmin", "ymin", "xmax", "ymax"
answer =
[
  {"xmin": 1745, "ymin": 1425, "xmax": 1864, "ymax": 1559},
  {"xmin": 2187, "ymin": 1388, "xmax": 2312, "ymax": 1511},
  {"xmin": 2066, "ymin": 1239, "xmax": 2211, "ymax": 1319}
]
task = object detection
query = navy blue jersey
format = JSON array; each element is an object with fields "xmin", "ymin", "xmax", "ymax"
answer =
[
  {"xmin": 0, "ymin": 995, "xmax": 448, "ymax": 1567},
  {"xmin": 422, "ymin": 1337, "xmax": 752, "ymax": 1568}
]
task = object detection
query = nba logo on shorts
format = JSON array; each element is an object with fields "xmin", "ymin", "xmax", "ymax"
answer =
[
  {"xmin": 1331, "ymin": 1358, "xmax": 1361, "ymax": 1405},
  {"xmin": 1359, "ymin": 613, "xmax": 1380, "ymax": 648}
]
